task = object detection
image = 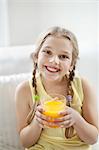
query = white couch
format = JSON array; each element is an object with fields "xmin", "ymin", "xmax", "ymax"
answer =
[
  {"xmin": 0, "ymin": 73, "xmax": 32, "ymax": 150},
  {"xmin": 0, "ymin": 45, "xmax": 33, "ymax": 150}
]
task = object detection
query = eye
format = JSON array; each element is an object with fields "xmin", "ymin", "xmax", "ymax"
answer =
[
  {"xmin": 43, "ymin": 50, "xmax": 52, "ymax": 55},
  {"xmin": 59, "ymin": 55, "xmax": 69, "ymax": 60}
]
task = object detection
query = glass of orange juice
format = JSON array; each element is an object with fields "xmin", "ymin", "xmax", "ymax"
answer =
[{"xmin": 42, "ymin": 94, "xmax": 66, "ymax": 128}]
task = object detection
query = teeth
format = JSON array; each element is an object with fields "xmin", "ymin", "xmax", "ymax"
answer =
[{"xmin": 46, "ymin": 66, "xmax": 59, "ymax": 72}]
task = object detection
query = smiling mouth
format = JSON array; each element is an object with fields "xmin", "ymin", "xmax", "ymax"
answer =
[{"xmin": 45, "ymin": 66, "xmax": 60, "ymax": 73}]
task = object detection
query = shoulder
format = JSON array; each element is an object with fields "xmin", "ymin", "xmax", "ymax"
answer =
[
  {"xmin": 15, "ymin": 80, "xmax": 30, "ymax": 96},
  {"xmin": 73, "ymin": 75, "xmax": 96, "ymax": 103},
  {"xmin": 74, "ymin": 75, "xmax": 94, "ymax": 92},
  {"xmin": 81, "ymin": 77, "xmax": 96, "ymax": 97},
  {"xmin": 15, "ymin": 80, "xmax": 31, "ymax": 106},
  {"xmin": 81, "ymin": 77, "xmax": 97, "ymax": 108}
]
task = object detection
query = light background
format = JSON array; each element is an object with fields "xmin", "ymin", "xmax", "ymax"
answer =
[{"xmin": 0, "ymin": 0, "xmax": 99, "ymax": 101}]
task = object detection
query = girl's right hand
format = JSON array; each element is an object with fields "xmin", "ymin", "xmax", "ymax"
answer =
[
  {"xmin": 35, "ymin": 105, "xmax": 57, "ymax": 128},
  {"xmin": 35, "ymin": 105, "xmax": 47, "ymax": 128}
]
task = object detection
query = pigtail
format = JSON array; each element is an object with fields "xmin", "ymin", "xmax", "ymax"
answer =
[
  {"xmin": 26, "ymin": 63, "xmax": 39, "ymax": 124},
  {"xmin": 32, "ymin": 63, "xmax": 37, "ymax": 95},
  {"xmin": 66, "ymin": 65, "xmax": 75, "ymax": 105},
  {"xmin": 65, "ymin": 65, "xmax": 75, "ymax": 138}
]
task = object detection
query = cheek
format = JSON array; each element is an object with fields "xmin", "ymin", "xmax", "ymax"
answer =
[
  {"xmin": 37, "ymin": 58, "xmax": 43, "ymax": 69},
  {"xmin": 37, "ymin": 55, "xmax": 46, "ymax": 69},
  {"xmin": 63, "ymin": 61, "xmax": 71, "ymax": 71}
]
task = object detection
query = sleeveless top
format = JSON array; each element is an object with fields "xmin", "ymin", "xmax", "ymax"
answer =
[{"xmin": 26, "ymin": 74, "xmax": 92, "ymax": 150}]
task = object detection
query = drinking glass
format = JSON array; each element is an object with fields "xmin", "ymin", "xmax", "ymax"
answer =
[{"xmin": 42, "ymin": 93, "xmax": 66, "ymax": 128}]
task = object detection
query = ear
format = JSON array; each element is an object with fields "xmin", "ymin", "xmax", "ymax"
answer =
[
  {"xmin": 70, "ymin": 60, "xmax": 76, "ymax": 71},
  {"xmin": 30, "ymin": 52, "xmax": 38, "ymax": 62},
  {"xmin": 69, "ymin": 66, "xmax": 73, "ymax": 72}
]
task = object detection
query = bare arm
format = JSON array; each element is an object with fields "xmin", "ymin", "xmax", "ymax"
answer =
[
  {"xmin": 15, "ymin": 81, "xmax": 43, "ymax": 148},
  {"xmin": 73, "ymin": 77, "xmax": 99, "ymax": 144}
]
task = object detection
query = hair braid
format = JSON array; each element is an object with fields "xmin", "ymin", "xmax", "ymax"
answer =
[
  {"xmin": 26, "ymin": 63, "xmax": 38, "ymax": 124},
  {"xmin": 67, "ymin": 65, "xmax": 75, "ymax": 105},
  {"xmin": 32, "ymin": 63, "xmax": 37, "ymax": 95},
  {"xmin": 65, "ymin": 65, "xmax": 75, "ymax": 138}
]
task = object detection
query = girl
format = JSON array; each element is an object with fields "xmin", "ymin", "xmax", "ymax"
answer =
[{"xmin": 15, "ymin": 26, "xmax": 98, "ymax": 150}]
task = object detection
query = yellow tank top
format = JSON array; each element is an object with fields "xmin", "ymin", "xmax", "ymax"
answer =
[{"xmin": 26, "ymin": 74, "xmax": 91, "ymax": 150}]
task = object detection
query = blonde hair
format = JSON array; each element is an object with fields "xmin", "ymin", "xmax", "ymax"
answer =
[{"xmin": 33, "ymin": 26, "xmax": 79, "ymax": 66}]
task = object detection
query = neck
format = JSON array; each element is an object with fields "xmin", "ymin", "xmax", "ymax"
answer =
[
  {"xmin": 41, "ymin": 74, "xmax": 67, "ymax": 85},
  {"xmin": 40, "ymin": 74, "xmax": 68, "ymax": 96}
]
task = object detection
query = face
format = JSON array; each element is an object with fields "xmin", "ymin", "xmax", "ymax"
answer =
[{"xmin": 37, "ymin": 36, "xmax": 73, "ymax": 82}]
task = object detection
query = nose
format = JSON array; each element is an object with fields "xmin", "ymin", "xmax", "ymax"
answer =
[{"xmin": 49, "ymin": 55, "xmax": 60, "ymax": 65}]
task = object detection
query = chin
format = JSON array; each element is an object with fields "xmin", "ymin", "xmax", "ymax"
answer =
[{"xmin": 42, "ymin": 72, "xmax": 61, "ymax": 81}]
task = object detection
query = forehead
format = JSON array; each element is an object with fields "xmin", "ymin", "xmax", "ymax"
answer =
[{"xmin": 41, "ymin": 36, "xmax": 73, "ymax": 53}]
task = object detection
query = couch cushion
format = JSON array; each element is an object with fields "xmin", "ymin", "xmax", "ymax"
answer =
[
  {"xmin": 0, "ymin": 45, "xmax": 34, "ymax": 75},
  {"xmin": 0, "ymin": 73, "xmax": 31, "ymax": 150}
]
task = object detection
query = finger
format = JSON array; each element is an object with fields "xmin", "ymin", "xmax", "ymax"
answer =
[
  {"xmin": 35, "ymin": 110, "xmax": 48, "ymax": 121},
  {"xmin": 36, "ymin": 105, "xmax": 43, "ymax": 113},
  {"xmin": 56, "ymin": 118, "xmax": 73, "ymax": 128},
  {"xmin": 59, "ymin": 119, "xmax": 70, "ymax": 125},
  {"xmin": 59, "ymin": 106, "xmax": 73, "ymax": 115},
  {"xmin": 54, "ymin": 114, "xmax": 71, "ymax": 122},
  {"xmin": 35, "ymin": 115, "xmax": 48, "ymax": 127},
  {"xmin": 66, "ymin": 107, "xmax": 72, "ymax": 114},
  {"xmin": 35, "ymin": 108, "xmax": 54, "ymax": 122},
  {"xmin": 45, "ymin": 121, "xmax": 59, "ymax": 128},
  {"xmin": 58, "ymin": 110, "xmax": 68, "ymax": 116},
  {"xmin": 36, "ymin": 114, "xmax": 59, "ymax": 128},
  {"xmin": 35, "ymin": 116, "xmax": 44, "ymax": 128}
]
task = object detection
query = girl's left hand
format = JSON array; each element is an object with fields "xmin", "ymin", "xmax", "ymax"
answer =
[{"xmin": 54, "ymin": 106, "xmax": 80, "ymax": 128}]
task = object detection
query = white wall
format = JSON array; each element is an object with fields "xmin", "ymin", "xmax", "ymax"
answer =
[
  {"xmin": 0, "ymin": 0, "xmax": 9, "ymax": 46},
  {"xmin": 97, "ymin": 0, "xmax": 99, "ymax": 93},
  {"xmin": 7, "ymin": 0, "xmax": 98, "ymax": 48}
]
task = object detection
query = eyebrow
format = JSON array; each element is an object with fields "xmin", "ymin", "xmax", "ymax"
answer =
[
  {"xmin": 43, "ymin": 46, "xmax": 70, "ymax": 55},
  {"xmin": 43, "ymin": 46, "xmax": 52, "ymax": 50},
  {"xmin": 61, "ymin": 51, "xmax": 70, "ymax": 55}
]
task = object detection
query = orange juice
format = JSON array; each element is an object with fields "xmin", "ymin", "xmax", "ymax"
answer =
[
  {"xmin": 42, "ymin": 94, "xmax": 66, "ymax": 127},
  {"xmin": 43, "ymin": 100, "xmax": 65, "ymax": 118}
]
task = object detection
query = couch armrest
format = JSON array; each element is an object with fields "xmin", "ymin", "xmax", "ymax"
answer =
[{"xmin": 0, "ymin": 73, "xmax": 31, "ymax": 150}]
